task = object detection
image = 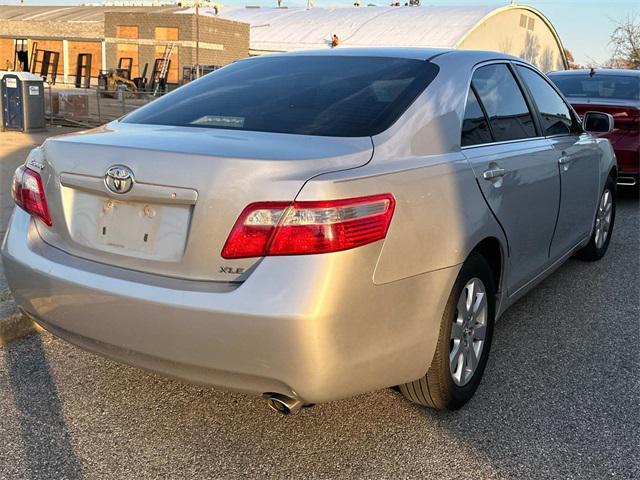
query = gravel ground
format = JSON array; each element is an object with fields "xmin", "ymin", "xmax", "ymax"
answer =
[{"xmin": 0, "ymin": 192, "xmax": 638, "ymax": 480}]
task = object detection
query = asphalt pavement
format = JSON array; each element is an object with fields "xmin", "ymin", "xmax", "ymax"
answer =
[
  {"xmin": 0, "ymin": 127, "xmax": 79, "ymax": 292},
  {"xmin": 0, "ymin": 173, "xmax": 638, "ymax": 478},
  {"xmin": 0, "ymin": 128, "xmax": 79, "ymax": 343}
]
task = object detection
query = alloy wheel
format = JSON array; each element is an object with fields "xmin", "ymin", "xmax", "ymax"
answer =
[
  {"xmin": 450, "ymin": 277, "xmax": 488, "ymax": 386},
  {"xmin": 594, "ymin": 189, "xmax": 613, "ymax": 249}
]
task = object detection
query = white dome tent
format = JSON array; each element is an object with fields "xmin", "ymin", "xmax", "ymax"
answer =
[{"xmin": 201, "ymin": 3, "xmax": 568, "ymax": 71}]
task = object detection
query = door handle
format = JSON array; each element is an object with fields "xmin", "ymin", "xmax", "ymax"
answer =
[
  {"xmin": 482, "ymin": 167, "xmax": 506, "ymax": 180},
  {"xmin": 558, "ymin": 156, "xmax": 571, "ymax": 165}
]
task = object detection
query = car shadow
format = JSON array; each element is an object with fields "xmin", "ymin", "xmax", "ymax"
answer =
[
  {"xmin": 3, "ymin": 334, "xmax": 83, "ymax": 480},
  {"xmin": 1, "ymin": 128, "xmax": 82, "ymax": 479}
]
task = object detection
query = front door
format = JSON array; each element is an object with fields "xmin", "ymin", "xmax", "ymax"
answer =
[
  {"xmin": 548, "ymin": 135, "xmax": 599, "ymax": 257},
  {"xmin": 461, "ymin": 63, "xmax": 561, "ymax": 295},
  {"xmin": 513, "ymin": 65, "xmax": 600, "ymax": 259}
]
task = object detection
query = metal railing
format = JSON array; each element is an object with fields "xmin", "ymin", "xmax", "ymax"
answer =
[{"xmin": 44, "ymin": 85, "xmax": 168, "ymax": 127}]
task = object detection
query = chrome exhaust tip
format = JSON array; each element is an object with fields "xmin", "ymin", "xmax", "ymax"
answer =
[
  {"xmin": 617, "ymin": 176, "xmax": 637, "ymax": 186},
  {"xmin": 266, "ymin": 394, "xmax": 304, "ymax": 415}
]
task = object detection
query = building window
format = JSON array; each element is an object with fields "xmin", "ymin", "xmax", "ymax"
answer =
[
  {"xmin": 154, "ymin": 27, "xmax": 179, "ymax": 84},
  {"xmin": 116, "ymin": 26, "xmax": 138, "ymax": 39},
  {"xmin": 116, "ymin": 25, "xmax": 139, "ymax": 78},
  {"xmin": 519, "ymin": 14, "xmax": 527, "ymax": 28}
]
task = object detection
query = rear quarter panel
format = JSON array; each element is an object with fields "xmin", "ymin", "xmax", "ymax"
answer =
[
  {"xmin": 296, "ymin": 153, "xmax": 506, "ymax": 286},
  {"xmin": 300, "ymin": 51, "xmax": 520, "ymax": 288}
]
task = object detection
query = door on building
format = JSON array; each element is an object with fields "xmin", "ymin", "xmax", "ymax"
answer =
[{"xmin": 15, "ymin": 39, "xmax": 29, "ymax": 71}]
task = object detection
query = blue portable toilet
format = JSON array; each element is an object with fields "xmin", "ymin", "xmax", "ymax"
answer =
[{"xmin": 0, "ymin": 71, "xmax": 46, "ymax": 132}]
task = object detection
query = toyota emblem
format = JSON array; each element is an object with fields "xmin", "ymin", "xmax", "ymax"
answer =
[{"xmin": 104, "ymin": 165, "xmax": 134, "ymax": 194}]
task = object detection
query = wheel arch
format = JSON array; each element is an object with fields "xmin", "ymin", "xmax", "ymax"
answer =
[{"xmin": 469, "ymin": 237, "xmax": 505, "ymax": 300}]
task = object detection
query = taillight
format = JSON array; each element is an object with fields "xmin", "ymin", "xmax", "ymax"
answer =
[
  {"xmin": 221, "ymin": 194, "xmax": 395, "ymax": 259},
  {"xmin": 614, "ymin": 115, "xmax": 640, "ymax": 132},
  {"xmin": 12, "ymin": 165, "xmax": 52, "ymax": 227}
]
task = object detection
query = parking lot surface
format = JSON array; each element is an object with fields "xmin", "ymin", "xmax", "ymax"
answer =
[
  {"xmin": 0, "ymin": 130, "xmax": 638, "ymax": 479},
  {"xmin": 0, "ymin": 128, "xmax": 79, "ymax": 292}
]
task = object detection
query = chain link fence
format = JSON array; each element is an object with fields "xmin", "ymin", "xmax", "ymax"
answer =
[{"xmin": 44, "ymin": 85, "xmax": 167, "ymax": 128}]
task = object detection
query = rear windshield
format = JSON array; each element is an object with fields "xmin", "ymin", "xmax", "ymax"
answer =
[
  {"xmin": 122, "ymin": 56, "xmax": 439, "ymax": 137},
  {"xmin": 549, "ymin": 74, "xmax": 640, "ymax": 101}
]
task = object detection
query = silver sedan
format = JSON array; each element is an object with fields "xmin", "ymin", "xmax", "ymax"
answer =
[{"xmin": 2, "ymin": 48, "xmax": 616, "ymax": 414}]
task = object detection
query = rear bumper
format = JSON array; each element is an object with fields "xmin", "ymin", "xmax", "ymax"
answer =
[
  {"xmin": 2, "ymin": 209, "xmax": 459, "ymax": 404},
  {"xmin": 612, "ymin": 143, "xmax": 638, "ymax": 186},
  {"xmin": 613, "ymin": 143, "xmax": 639, "ymax": 175}
]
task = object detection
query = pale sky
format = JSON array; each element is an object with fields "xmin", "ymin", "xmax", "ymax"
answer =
[{"xmin": 0, "ymin": 0, "xmax": 637, "ymax": 65}]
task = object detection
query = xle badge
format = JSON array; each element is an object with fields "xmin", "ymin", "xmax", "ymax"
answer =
[{"xmin": 219, "ymin": 266, "xmax": 245, "ymax": 275}]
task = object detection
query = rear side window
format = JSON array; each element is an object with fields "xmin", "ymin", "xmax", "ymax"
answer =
[
  {"xmin": 517, "ymin": 66, "xmax": 576, "ymax": 136},
  {"xmin": 461, "ymin": 88, "xmax": 493, "ymax": 146},
  {"xmin": 123, "ymin": 56, "xmax": 439, "ymax": 137},
  {"xmin": 471, "ymin": 64, "xmax": 537, "ymax": 142}
]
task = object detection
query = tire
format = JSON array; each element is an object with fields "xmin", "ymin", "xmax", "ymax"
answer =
[
  {"xmin": 575, "ymin": 177, "xmax": 616, "ymax": 261},
  {"xmin": 400, "ymin": 253, "xmax": 496, "ymax": 410}
]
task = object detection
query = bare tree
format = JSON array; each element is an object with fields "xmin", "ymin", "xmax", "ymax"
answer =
[
  {"xmin": 563, "ymin": 47, "xmax": 583, "ymax": 69},
  {"xmin": 609, "ymin": 15, "xmax": 640, "ymax": 69},
  {"xmin": 563, "ymin": 48, "xmax": 575, "ymax": 64}
]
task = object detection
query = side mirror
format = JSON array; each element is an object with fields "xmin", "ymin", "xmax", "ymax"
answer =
[{"xmin": 583, "ymin": 111, "xmax": 614, "ymax": 134}]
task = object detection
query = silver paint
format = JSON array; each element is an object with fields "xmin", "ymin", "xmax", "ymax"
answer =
[{"xmin": 1, "ymin": 48, "xmax": 617, "ymax": 405}]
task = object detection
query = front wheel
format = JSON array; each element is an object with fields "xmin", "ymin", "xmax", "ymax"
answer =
[
  {"xmin": 399, "ymin": 254, "xmax": 496, "ymax": 410},
  {"xmin": 576, "ymin": 177, "xmax": 616, "ymax": 261}
]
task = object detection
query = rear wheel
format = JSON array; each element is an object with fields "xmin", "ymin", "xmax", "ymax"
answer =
[
  {"xmin": 576, "ymin": 177, "xmax": 616, "ymax": 261},
  {"xmin": 400, "ymin": 254, "xmax": 496, "ymax": 410}
]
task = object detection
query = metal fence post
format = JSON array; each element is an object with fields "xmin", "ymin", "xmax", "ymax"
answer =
[
  {"xmin": 47, "ymin": 85, "xmax": 52, "ymax": 128},
  {"xmin": 96, "ymin": 88, "xmax": 102, "ymax": 124},
  {"xmin": 121, "ymin": 91, "xmax": 126, "ymax": 117}
]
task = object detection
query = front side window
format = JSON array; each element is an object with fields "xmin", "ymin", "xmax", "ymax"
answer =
[
  {"xmin": 123, "ymin": 56, "xmax": 439, "ymax": 137},
  {"xmin": 517, "ymin": 66, "xmax": 576, "ymax": 136},
  {"xmin": 471, "ymin": 64, "xmax": 537, "ymax": 142},
  {"xmin": 461, "ymin": 88, "xmax": 493, "ymax": 147}
]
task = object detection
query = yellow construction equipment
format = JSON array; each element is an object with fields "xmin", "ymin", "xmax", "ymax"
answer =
[{"xmin": 106, "ymin": 69, "xmax": 137, "ymax": 92}]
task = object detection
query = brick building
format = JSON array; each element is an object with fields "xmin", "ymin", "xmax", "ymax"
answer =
[{"xmin": 0, "ymin": 5, "xmax": 249, "ymax": 86}]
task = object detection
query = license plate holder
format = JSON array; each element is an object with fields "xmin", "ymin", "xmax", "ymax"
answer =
[{"xmin": 97, "ymin": 199, "xmax": 161, "ymax": 254}]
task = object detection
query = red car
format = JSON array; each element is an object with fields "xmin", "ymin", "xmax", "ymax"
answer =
[{"xmin": 548, "ymin": 69, "xmax": 639, "ymax": 189}]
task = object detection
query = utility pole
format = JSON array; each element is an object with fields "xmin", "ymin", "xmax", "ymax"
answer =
[{"xmin": 195, "ymin": 0, "xmax": 200, "ymax": 79}]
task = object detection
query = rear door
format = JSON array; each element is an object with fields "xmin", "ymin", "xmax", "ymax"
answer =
[
  {"xmin": 515, "ymin": 65, "xmax": 599, "ymax": 259},
  {"xmin": 462, "ymin": 63, "xmax": 560, "ymax": 295}
]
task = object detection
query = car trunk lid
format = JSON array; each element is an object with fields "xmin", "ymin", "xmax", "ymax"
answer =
[{"xmin": 35, "ymin": 122, "xmax": 373, "ymax": 282}]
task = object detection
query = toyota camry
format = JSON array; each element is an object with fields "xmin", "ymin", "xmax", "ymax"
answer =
[{"xmin": 2, "ymin": 48, "xmax": 617, "ymax": 414}]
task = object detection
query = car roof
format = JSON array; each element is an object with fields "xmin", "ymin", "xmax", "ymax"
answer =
[
  {"xmin": 242, "ymin": 47, "xmax": 524, "ymax": 63},
  {"xmin": 548, "ymin": 68, "xmax": 640, "ymax": 77},
  {"xmin": 269, "ymin": 47, "xmax": 448, "ymax": 60}
]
